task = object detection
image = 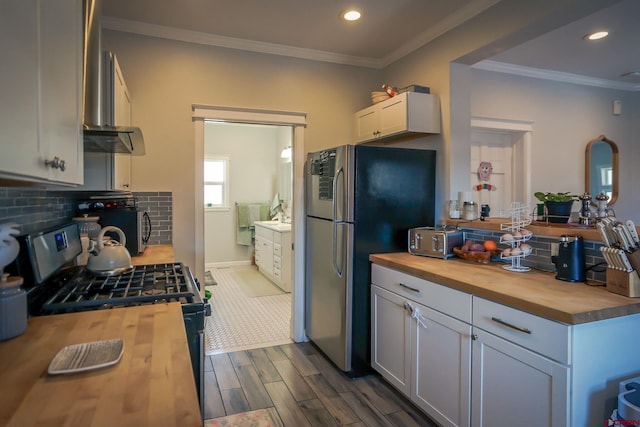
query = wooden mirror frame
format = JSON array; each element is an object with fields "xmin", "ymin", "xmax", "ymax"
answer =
[{"xmin": 585, "ymin": 134, "xmax": 618, "ymax": 206}]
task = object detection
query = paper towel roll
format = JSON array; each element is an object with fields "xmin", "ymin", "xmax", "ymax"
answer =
[{"xmin": 458, "ymin": 191, "xmax": 472, "ymax": 204}]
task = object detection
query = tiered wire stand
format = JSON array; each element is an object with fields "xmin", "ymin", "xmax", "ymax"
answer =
[{"xmin": 500, "ymin": 202, "xmax": 532, "ymax": 272}]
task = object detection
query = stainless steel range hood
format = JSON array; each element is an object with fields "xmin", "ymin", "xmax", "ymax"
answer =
[{"xmin": 83, "ymin": 0, "xmax": 145, "ymax": 155}]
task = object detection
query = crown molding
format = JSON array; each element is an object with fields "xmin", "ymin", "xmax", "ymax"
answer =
[
  {"xmin": 473, "ymin": 60, "xmax": 640, "ymax": 91},
  {"xmin": 381, "ymin": 0, "xmax": 501, "ymax": 67},
  {"xmin": 102, "ymin": 17, "xmax": 384, "ymax": 69}
]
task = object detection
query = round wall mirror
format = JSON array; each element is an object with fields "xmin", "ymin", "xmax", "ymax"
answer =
[{"xmin": 585, "ymin": 135, "xmax": 618, "ymax": 206}]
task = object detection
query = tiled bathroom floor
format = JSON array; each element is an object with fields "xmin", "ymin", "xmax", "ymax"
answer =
[{"xmin": 204, "ymin": 266, "xmax": 292, "ymax": 354}]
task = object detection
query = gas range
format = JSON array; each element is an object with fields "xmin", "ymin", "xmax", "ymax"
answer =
[
  {"xmin": 9, "ymin": 223, "xmax": 207, "ymax": 419},
  {"xmin": 38, "ymin": 262, "xmax": 201, "ymax": 315}
]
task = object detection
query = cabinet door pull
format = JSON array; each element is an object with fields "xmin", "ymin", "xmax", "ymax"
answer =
[
  {"xmin": 403, "ymin": 301, "xmax": 414, "ymax": 314},
  {"xmin": 491, "ymin": 317, "xmax": 532, "ymax": 334},
  {"xmin": 398, "ymin": 283, "xmax": 420, "ymax": 293},
  {"xmin": 45, "ymin": 157, "xmax": 66, "ymax": 172}
]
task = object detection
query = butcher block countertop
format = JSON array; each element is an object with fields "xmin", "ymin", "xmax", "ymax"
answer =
[
  {"xmin": 131, "ymin": 244, "xmax": 174, "ymax": 265},
  {"xmin": 370, "ymin": 252, "xmax": 640, "ymax": 325},
  {"xmin": 0, "ymin": 303, "xmax": 201, "ymax": 427}
]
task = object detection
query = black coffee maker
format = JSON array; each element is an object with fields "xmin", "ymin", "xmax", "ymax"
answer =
[{"xmin": 552, "ymin": 235, "xmax": 585, "ymax": 282}]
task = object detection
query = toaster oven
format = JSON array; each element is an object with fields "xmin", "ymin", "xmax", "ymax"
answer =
[{"xmin": 408, "ymin": 227, "xmax": 464, "ymax": 259}]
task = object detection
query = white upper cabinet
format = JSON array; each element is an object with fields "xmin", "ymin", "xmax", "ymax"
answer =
[
  {"xmin": 354, "ymin": 92, "xmax": 441, "ymax": 143},
  {"xmin": 0, "ymin": 0, "xmax": 83, "ymax": 185}
]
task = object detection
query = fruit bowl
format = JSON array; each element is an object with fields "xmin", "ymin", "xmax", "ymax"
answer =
[{"xmin": 453, "ymin": 247, "xmax": 494, "ymax": 264}]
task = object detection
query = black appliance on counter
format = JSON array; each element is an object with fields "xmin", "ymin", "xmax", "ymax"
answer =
[
  {"xmin": 7, "ymin": 223, "xmax": 208, "ymax": 419},
  {"xmin": 552, "ymin": 235, "xmax": 586, "ymax": 282},
  {"xmin": 78, "ymin": 196, "xmax": 151, "ymax": 255}
]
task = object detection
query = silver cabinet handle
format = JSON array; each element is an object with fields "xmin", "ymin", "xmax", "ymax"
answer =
[
  {"xmin": 404, "ymin": 301, "xmax": 414, "ymax": 313},
  {"xmin": 491, "ymin": 317, "xmax": 532, "ymax": 334},
  {"xmin": 398, "ymin": 283, "xmax": 420, "ymax": 293},
  {"xmin": 45, "ymin": 157, "xmax": 66, "ymax": 172}
]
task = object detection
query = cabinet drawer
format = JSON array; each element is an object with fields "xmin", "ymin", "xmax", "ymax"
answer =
[
  {"xmin": 254, "ymin": 225, "xmax": 273, "ymax": 240},
  {"xmin": 274, "ymin": 257, "xmax": 281, "ymax": 268},
  {"xmin": 274, "ymin": 243, "xmax": 282, "ymax": 256},
  {"xmin": 473, "ymin": 297, "xmax": 571, "ymax": 364},
  {"xmin": 371, "ymin": 264, "xmax": 471, "ymax": 323},
  {"xmin": 274, "ymin": 267, "xmax": 281, "ymax": 278},
  {"xmin": 273, "ymin": 232, "xmax": 282, "ymax": 244}
]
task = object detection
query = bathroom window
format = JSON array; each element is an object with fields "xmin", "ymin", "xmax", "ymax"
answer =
[{"xmin": 204, "ymin": 156, "xmax": 229, "ymax": 210}]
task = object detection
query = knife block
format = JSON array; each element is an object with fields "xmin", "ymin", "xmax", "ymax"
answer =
[{"xmin": 606, "ymin": 268, "xmax": 640, "ymax": 298}]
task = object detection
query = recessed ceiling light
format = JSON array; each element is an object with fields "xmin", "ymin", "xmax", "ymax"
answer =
[
  {"xmin": 342, "ymin": 9, "xmax": 361, "ymax": 21},
  {"xmin": 584, "ymin": 30, "xmax": 609, "ymax": 41}
]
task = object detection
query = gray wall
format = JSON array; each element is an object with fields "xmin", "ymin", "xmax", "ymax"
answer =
[
  {"xmin": 469, "ymin": 69, "xmax": 639, "ymax": 222},
  {"xmin": 103, "ymin": 30, "xmax": 381, "ymax": 271}
]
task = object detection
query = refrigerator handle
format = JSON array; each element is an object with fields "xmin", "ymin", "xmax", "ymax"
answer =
[
  {"xmin": 332, "ymin": 166, "xmax": 344, "ymax": 222},
  {"xmin": 332, "ymin": 222, "xmax": 342, "ymax": 277},
  {"xmin": 332, "ymin": 167, "xmax": 344, "ymax": 277}
]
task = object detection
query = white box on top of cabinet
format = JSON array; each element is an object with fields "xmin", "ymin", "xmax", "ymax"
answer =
[{"xmin": 370, "ymin": 262, "xmax": 640, "ymax": 427}]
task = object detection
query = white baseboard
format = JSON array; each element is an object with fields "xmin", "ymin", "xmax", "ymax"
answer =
[{"xmin": 206, "ymin": 260, "xmax": 252, "ymax": 269}]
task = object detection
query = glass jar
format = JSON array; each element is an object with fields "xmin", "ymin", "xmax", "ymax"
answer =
[
  {"xmin": 463, "ymin": 201, "xmax": 478, "ymax": 220},
  {"xmin": 72, "ymin": 214, "xmax": 101, "ymax": 239}
]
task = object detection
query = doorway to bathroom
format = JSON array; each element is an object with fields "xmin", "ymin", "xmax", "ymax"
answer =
[
  {"xmin": 203, "ymin": 121, "xmax": 293, "ymax": 354},
  {"xmin": 192, "ymin": 105, "xmax": 307, "ymax": 355}
]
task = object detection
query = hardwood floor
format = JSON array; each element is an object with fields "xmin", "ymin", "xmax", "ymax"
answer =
[{"xmin": 204, "ymin": 342, "xmax": 439, "ymax": 426}]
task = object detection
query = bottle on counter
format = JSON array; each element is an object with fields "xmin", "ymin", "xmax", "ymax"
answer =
[{"xmin": 382, "ymin": 83, "xmax": 398, "ymax": 97}]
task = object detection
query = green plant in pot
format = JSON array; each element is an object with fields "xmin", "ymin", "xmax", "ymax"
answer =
[{"xmin": 534, "ymin": 192, "xmax": 577, "ymax": 223}]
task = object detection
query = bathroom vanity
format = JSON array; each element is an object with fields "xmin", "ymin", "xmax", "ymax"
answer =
[{"xmin": 254, "ymin": 221, "xmax": 292, "ymax": 292}]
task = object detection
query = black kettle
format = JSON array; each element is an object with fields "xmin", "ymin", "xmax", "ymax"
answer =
[{"xmin": 552, "ymin": 235, "xmax": 585, "ymax": 282}]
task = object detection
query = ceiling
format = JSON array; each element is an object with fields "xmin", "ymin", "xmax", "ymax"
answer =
[{"xmin": 102, "ymin": 0, "xmax": 639, "ymax": 88}]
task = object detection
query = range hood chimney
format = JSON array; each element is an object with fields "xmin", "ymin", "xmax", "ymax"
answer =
[{"xmin": 83, "ymin": 0, "xmax": 144, "ymax": 155}]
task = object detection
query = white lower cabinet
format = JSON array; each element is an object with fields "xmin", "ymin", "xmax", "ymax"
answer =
[
  {"xmin": 471, "ymin": 328, "xmax": 568, "ymax": 427},
  {"xmin": 254, "ymin": 223, "xmax": 291, "ymax": 292},
  {"xmin": 371, "ymin": 264, "xmax": 472, "ymax": 427},
  {"xmin": 471, "ymin": 296, "xmax": 570, "ymax": 427},
  {"xmin": 372, "ymin": 263, "xmax": 640, "ymax": 427},
  {"xmin": 413, "ymin": 302, "xmax": 471, "ymax": 427},
  {"xmin": 371, "ymin": 285, "xmax": 411, "ymax": 395}
]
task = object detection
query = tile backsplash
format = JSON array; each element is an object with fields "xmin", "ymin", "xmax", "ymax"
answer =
[
  {"xmin": 135, "ymin": 192, "xmax": 172, "ymax": 245},
  {"xmin": 0, "ymin": 188, "xmax": 77, "ymax": 235},
  {"xmin": 461, "ymin": 228, "xmax": 607, "ymax": 284},
  {"xmin": 0, "ymin": 188, "xmax": 172, "ymax": 245}
]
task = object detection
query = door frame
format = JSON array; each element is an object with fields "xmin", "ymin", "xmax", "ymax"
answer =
[
  {"xmin": 193, "ymin": 105, "xmax": 307, "ymax": 342},
  {"xmin": 471, "ymin": 117, "xmax": 533, "ymax": 207}
]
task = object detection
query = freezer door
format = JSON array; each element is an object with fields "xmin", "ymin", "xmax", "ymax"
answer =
[
  {"xmin": 306, "ymin": 145, "xmax": 354, "ymax": 222},
  {"xmin": 305, "ymin": 216, "xmax": 353, "ymax": 371}
]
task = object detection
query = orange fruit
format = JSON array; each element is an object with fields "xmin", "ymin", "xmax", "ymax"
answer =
[{"xmin": 483, "ymin": 240, "xmax": 497, "ymax": 251}]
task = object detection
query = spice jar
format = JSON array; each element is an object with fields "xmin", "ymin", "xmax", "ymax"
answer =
[{"xmin": 463, "ymin": 201, "xmax": 478, "ymax": 220}]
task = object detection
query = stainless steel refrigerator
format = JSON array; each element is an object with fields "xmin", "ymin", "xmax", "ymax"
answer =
[{"xmin": 305, "ymin": 144, "xmax": 436, "ymax": 375}]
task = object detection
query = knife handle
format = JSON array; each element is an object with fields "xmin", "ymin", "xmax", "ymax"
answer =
[{"xmin": 626, "ymin": 220, "xmax": 640, "ymax": 246}]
